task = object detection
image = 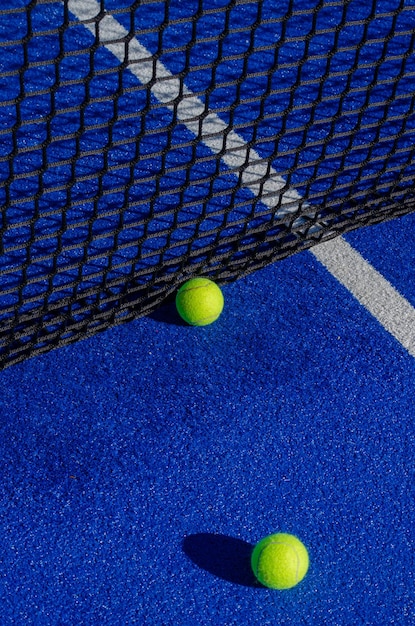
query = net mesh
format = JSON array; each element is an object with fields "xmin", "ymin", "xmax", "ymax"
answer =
[{"xmin": 1, "ymin": 0, "xmax": 414, "ymax": 369}]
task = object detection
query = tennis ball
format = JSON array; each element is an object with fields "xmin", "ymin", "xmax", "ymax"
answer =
[
  {"xmin": 175, "ymin": 277, "xmax": 224, "ymax": 326},
  {"xmin": 251, "ymin": 533, "xmax": 309, "ymax": 590}
]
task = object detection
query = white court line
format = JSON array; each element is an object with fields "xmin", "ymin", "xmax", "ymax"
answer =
[
  {"xmin": 67, "ymin": 0, "xmax": 302, "ymax": 214},
  {"xmin": 68, "ymin": 0, "xmax": 415, "ymax": 358},
  {"xmin": 311, "ymin": 238, "xmax": 415, "ymax": 358}
]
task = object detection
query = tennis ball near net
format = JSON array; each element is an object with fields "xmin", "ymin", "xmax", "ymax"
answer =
[
  {"xmin": 175, "ymin": 277, "xmax": 224, "ymax": 326},
  {"xmin": 251, "ymin": 533, "xmax": 309, "ymax": 590}
]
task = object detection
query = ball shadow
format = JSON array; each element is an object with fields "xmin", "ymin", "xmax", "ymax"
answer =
[
  {"xmin": 183, "ymin": 533, "xmax": 258, "ymax": 587},
  {"xmin": 148, "ymin": 300, "xmax": 187, "ymax": 326}
]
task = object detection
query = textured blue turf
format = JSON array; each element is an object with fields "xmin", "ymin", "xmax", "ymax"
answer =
[
  {"xmin": 1, "ymin": 0, "xmax": 415, "ymax": 310},
  {"xmin": 1, "ymin": 2, "xmax": 415, "ymax": 623},
  {"xmin": 1, "ymin": 217, "xmax": 415, "ymax": 624},
  {"xmin": 346, "ymin": 211, "xmax": 415, "ymax": 307}
]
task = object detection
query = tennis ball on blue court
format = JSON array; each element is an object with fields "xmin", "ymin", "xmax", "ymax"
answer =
[
  {"xmin": 175, "ymin": 277, "xmax": 224, "ymax": 326},
  {"xmin": 251, "ymin": 533, "xmax": 309, "ymax": 590}
]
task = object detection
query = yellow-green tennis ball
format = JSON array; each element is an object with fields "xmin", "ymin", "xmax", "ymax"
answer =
[
  {"xmin": 251, "ymin": 533, "xmax": 309, "ymax": 590},
  {"xmin": 175, "ymin": 277, "xmax": 224, "ymax": 326}
]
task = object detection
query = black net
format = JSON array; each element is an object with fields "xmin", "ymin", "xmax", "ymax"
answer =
[{"xmin": 1, "ymin": 0, "xmax": 414, "ymax": 369}]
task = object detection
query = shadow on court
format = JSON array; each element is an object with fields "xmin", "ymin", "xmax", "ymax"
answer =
[{"xmin": 183, "ymin": 533, "xmax": 258, "ymax": 587}]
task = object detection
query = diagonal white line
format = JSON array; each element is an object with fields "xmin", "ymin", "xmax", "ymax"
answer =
[
  {"xmin": 312, "ymin": 237, "xmax": 415, "ymax": 357},
  {"xmin": 67, "ymin": 0, "xmax": 302, "ymax": 214},
  {"xmin": 68, "ymin": 0, "xmax": 415, "ymax": 358}
]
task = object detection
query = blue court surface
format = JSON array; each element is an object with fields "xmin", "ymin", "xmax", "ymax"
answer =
[
  {"xmin": 1, "ymin": 1, "xmax": 415, "ymax": 624},
  {"xmin": 1, "ymin": 211, "xmax": 415, "ymax": 625}
]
